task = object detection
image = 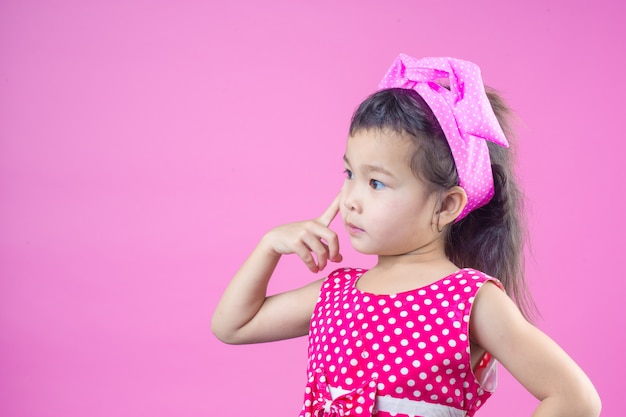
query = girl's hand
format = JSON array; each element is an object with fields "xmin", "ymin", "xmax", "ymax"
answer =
[
  {"xmin": 212, "ymin": 195, "xmax": 344, "ymax": 344},
  {"xmin": 263, "ymin": 195, "xmax": 343, "ymax": 273}
]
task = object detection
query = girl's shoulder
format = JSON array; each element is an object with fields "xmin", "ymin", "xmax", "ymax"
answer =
[
  {"xmin": 322, "ymin": 267, "xmax": 368, "ymax": 287},
  {"xmin": 400, "ymin": 268, "xmax": 503, "ymax": 296},
  {"xmin": 451, "ymin": 268, "xmax": 504, "ymax": 291},
  {"xmin": 317, "ymin": 267, "xmax": 372, "ymax": 297}
]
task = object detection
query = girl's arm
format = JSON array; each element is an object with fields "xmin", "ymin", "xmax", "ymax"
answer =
[
  {"xmin": 470, "ymin": 283, "xmax": 601, "ymax": 417},
  {"xmin": 211, "ymin": 197, "xmax": 342, "ymax": 344}
]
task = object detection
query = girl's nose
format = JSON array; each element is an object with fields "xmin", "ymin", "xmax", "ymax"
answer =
[{"xmin": 342, "ymin": 188, "xmax": 360, "ymax": 212}]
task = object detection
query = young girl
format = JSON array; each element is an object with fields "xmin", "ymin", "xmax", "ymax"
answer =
[{"xmin": 211, "ymin": 54, "xmax": 601, "ymax": 417}]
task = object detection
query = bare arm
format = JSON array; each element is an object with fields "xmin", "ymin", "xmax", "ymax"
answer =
[
  {"xmin": 211, "ymin": 196, "xmax": 342, "ymax": 344},
  {"xmin": 471, "ymin": 283, "xmax": 601, "ymax": 417}
]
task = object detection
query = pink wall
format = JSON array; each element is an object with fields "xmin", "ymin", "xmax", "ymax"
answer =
[{"xmin": 1, "ymin": 1, "xmax": 623, "ymax": 415}]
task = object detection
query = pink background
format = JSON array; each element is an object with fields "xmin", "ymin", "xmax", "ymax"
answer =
[{"xmin": 1, "ymin": 1, "xmax": 623, "ymax": 416}]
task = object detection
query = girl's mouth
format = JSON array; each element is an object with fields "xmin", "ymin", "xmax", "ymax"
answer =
[{"xmin": 346, "ymin": 222, "xmax": 365, "ymax": 235}]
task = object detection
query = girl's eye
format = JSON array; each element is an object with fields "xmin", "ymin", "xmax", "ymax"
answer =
[
  {"xmin": 344, "ymin": 169, "xmax": 354, "ymax": 180},
  {"xmin": 370, "ymin": 179, "xmax": 385, "ymax": 190}
]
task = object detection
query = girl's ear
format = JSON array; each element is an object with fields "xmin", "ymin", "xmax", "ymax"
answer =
[{"xmin": 437, "ymin": 186, "xmax": 467, "ymax": 227}]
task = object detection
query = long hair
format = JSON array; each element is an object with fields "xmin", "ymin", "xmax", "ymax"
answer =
[{"xmin": 349, "ymin": 88, "xmax": 537, "ymax": 320}]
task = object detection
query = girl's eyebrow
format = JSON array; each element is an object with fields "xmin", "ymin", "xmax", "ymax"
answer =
[{"xmin": 343, "ymin": 155, "xmax": 396, "ymax": 178}]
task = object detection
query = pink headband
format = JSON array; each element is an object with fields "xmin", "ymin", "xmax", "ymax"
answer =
[{"xmin": 378, "ymin": 54, "xmax": 509, "ymax": 220}]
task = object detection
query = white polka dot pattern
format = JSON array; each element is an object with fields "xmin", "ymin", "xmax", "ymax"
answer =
[
  {"xmin": 299, "ymin": 268, "xmax": 502, "ymax": 417},
  {"xmin": 377, "ymin": 54, "xmax": 509, "ymax": 220}
]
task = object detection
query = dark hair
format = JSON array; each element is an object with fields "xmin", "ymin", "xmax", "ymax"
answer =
[{"xmin": 349, "ymin": 88, "xmax": 537, "ymax": 320}]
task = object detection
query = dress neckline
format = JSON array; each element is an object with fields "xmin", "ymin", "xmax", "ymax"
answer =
[{"xmin": 351, "ymin": 267, "xmax": 469, "ymax": 297}]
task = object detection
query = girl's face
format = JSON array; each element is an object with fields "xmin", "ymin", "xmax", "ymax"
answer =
[{"xmin": 340, "ymin": 129, "xmax": 442, "ymax": 257}]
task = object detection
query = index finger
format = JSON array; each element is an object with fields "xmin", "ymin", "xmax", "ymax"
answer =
[{"xmin": 317, "ymin": 194, "xmax": 341, "ymax": 227}]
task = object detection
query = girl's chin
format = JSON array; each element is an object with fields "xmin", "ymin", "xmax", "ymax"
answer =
[
  {"xmin": 347, "ymin": 238, "xmax": 379, "ymax": 255},
  {"xmin": 348, "ymin": 238, "xmax": 410, "ymax": 257}
]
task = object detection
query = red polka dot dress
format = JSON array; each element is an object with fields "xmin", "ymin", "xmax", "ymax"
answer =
[{"xmin": 299, "ymin": 268, "xmax": 502, "ymax": 417}]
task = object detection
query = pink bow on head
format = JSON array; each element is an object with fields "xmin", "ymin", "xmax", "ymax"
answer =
[{"xmin": 378, "ymin": 54, "xmax": 509, "ymax": 220}]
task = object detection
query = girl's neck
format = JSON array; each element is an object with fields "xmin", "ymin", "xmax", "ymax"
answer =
[
  {"xmin": 375, "ymin": 232, "xmax": 451, "ymax": 270},
  {"xmin": 375, "ymin": 252, "xmax": 458, "ymax": 276},
  {"xmin": 355, "ymin": 248, "xmax": 459, "ymax": 295}
]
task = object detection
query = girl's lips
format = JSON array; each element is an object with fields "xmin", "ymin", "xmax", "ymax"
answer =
[{"xmin": 346, "ymin": 222, "xmax": 365, "ymax": 235}]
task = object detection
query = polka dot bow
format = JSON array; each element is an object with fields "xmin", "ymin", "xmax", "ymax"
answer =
[
  {"xmin": 378, "ymin": 54, "xmax": 509, "ymax": 220},
  {"xmin": 306, "ymin": 368, "xmax": 377, "ymax": 417}
]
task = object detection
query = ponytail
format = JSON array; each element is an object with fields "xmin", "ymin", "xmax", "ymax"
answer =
[{"xmin": 447, "ymin": 90, "xmax": 537, "ymax": 320}]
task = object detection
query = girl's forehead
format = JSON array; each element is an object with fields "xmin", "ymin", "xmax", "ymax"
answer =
[{"xmin": 345, "ymin": 130, "xmax": 414, "ymax": 164}]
